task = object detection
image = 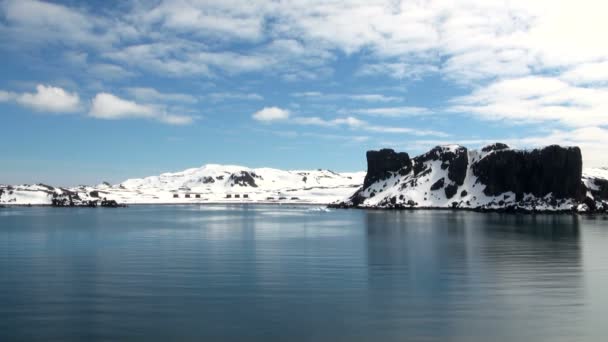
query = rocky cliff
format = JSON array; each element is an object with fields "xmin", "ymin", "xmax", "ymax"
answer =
[{"xmin": 335, "ymin": 144, "xmax": 607, "ymax": 213}]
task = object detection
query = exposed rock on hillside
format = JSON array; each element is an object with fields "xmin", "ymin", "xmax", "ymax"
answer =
[{"xmin": 334, "ymin": 144, "xmax": 606, "ymax": 213}]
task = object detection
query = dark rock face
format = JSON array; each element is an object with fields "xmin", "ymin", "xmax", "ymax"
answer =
[
  {"xmin": 588, "ymin": 178, "xmax": 608, "ymax": 200},
  {"xmin": 413, "ymin": 146, "xmax": 468, "ymax": 185},
  {"xmin": 229, "ymin": 171, "xmax": 258, "ymax": 187},
  {"xmin": 446, "ymin": 147, "xmax": 468, "ymax": 186},
  {"xmin": 482, "ymin": 143, "xmax": 509, "ymax": 153},
  {"xmin": 472, "ymin": 145, "xmax": 583, "ymax": 200},
  {"xmin": 430, "ymin": 178, "xmax": 445, "ymax": 191},
  {"xmin": 364, "ymin": 149, "xmax": 411, "ymax": 188},
  {"xmin": 201, "ymin": 176, "xmax": 215, "ymax": 184},
  {"xmin": 101, "ymin": 199, "xmax": 120, "ymax": 207},
  {"xmin": 445, "ymin": 184, "xmax": 458, "ymax": 199},
  {"xmin": 37, "ymin": 183, "xmax": 55, "ymax": 191}
]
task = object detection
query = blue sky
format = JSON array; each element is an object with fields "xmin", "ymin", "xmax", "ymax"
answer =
[{"xmin": 1, "ymin": 0, "xmax": 607, "ymax": 186}]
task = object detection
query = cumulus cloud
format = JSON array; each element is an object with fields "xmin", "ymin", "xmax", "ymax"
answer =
[
  {"xmin": 252, "ymin": 107, "xmax": 290, "ymax": 122},
  {"xmin": 16, "ymin": 85, "xmax": 80, "ymax": 113},
  {"xmin": 90, "ymin": 93, "xmax": 193, "ymax": 125}
]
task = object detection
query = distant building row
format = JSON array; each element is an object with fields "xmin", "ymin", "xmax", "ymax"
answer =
[
  {"xmin": 224, "ymin": 194, "xmax": 249, "ymax": 199},
  {"xmin": 171, "ymin": 193, "xmax": 250, "ymax": 199},
  {"xmin": 173, "ymin": 194, "xmax": 202, "ymax": 198}
]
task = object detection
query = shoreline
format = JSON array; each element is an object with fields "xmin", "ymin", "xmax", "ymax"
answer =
[
  {"xmin": 0, "ymin": 201, "xmax": 329, "ymax": 207},
  {"xmin": 328, "ymin": 204, "xmax": 608, "ymax": 215},
  {"xmin": 2, "ymin": 202, "xmax": 607, "ymax": 215}
]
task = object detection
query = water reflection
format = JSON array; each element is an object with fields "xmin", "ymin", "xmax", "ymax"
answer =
[
  {"xmin": 0, "ymin": 206, "xmax": 602, "ymax": 341},
  {"xmin": 363, "ymin": 210, "xmax": 583, "ymax": 341}
]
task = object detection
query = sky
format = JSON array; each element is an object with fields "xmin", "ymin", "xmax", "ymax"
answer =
[{"xmin": 1, "ymin": 0, "xmax": 607, "ymax": 186}]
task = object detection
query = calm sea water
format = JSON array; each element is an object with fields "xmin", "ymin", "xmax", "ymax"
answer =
[{"xmin": 1, "ymin": 205, "xmax": 608, "ymax": 341}]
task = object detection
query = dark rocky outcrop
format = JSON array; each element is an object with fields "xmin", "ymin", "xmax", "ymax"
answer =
[
  {"xmin": 430, "ymin": 178, "xmax": 445, "ymax": 191},
  {"xmin": 101, "ymin": 199, "xmax": 121, "ymax": 207},
  {"xmin": 229, "ymin": 171, "xmax": 258, "ymax": 187},
  {"xmin": 364, "ymin": 149, "xmax": 411, "ymax": 188},
  {"xmin": 588, "ymin": 178, "xmax": 608, "ymax": 200},
  {"xmin": 201, "ymin": 176, "xmax": 215, "ymax": 184},
  {"xmin": 413, "ymin": 146, "xmax": 468, "ymax": 185},
  {"xmin": 481, "ymin": 143, "xmax": 509, "ymax": 153},
  {"xmin": 472, "ymin": 145, "xmax": 583, "ymax": 200},
  {"xmin": 445, "ymin": 184, "xmax": 458, "ymax": 199}
]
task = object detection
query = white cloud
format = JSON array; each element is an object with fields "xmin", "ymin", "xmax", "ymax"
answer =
[
  {"xmin": 450, "ymin": 76, "xmax": 608, "ymax": 127},
  {"xmin": 206, "ymin": 92, "xmax": 263, "ymax": 102},
  {"xmin": 252, "ymin": 107, "xmax": 290, "ymax": 122},
  {"xmin": 561, "ymin": 61, "xmax": 608, "ymax": 85},
  {"xmin": 89, "ymin": 93, "xmax": 193, "ymax": 125},
  {"xmin": 137, "ymin": 0, "xmax": 267, "ymax": 41},
  {"xmin": 293, "ymin": 116, "xmax": 364, "ymax": 128},
  {"xmin": 349, "ymin": 94, "xmax": 400, "ymax": 103},
  {"xmin": 126, "ymin": 87, "xmax": 197, "ymax": 104},
  {"xmin": 292, "ymin": 115, "xmax": 447, "ymax": 137},
  {"xmin": 16, "ymin": 84, "xmax": 80, "ymax": 113},
  {"xmin": 6, "ymin": 0, "xmax": 608, "ymax": 84},
  {"xmin": 0, "ymin": 0, "xmax": 120, "ymax": 49},
  {"xmin": 353, "ymin": 106, "xmax": 431, "ymax": 117},
  {"xmin": 292, "ymin": 92, "xmax": 401, "ymax": 103},
  {"xmin": 90, "ymin": 63, "xmax": 136, "ymax": 80},
  {"xmin": 357, "ymin": 62, "xmax": 439, "ymax": 80},
  {"xmin": 90, "ymin": 93, "xmax": 154, "ymax": 119}
]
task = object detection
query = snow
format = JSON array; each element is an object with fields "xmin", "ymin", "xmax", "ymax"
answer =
[
  {"xmin": 1, "ymin": 155, "xmax": 606, "ymax": 212},
  {"xmin": 0, "ymin": 165, "xmax": 365, "ymax": 206}
]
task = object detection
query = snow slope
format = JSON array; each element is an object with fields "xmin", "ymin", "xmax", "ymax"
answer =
[{"xmin": 0, "ymin": 165, "xmax": 365, "ymax": 205}]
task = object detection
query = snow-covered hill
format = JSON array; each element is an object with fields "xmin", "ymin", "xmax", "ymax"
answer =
[
  {"xmin": 0, "ymin": 165, "xmax": 365, "ymax": 206},
  {"xmin": 2, "ymin": 149, "xmax": 606, "ymax": 212},
  {"xmin": 334, "ymin": 144, "xmax": 608, "ymax": 213}
]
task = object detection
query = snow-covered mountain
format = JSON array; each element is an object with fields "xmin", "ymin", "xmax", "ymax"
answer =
[
  {"xmin": 333, "ymin": 144, "xmax": 608, "ymax": 213},
  {"xmin": 0, "ymin": 165, "xmax": 365, "ymax": 206}
]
